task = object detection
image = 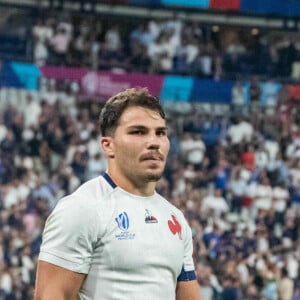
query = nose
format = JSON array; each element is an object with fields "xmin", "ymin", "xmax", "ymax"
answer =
[{"xmin": 146, "ymin": 133, "xmax": 160, "ymax": 150}]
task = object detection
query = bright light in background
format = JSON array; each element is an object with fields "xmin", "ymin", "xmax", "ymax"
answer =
[
  {"xmin": 212, "ymin": 25, "xmax": 220, "ymax": 32},
  {"xmin": 251, "ymin": 28, "xmax": 259, "ymax": 35}
]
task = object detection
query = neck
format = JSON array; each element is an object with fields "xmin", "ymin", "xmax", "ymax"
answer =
[{"xmin": 106, "ymin": 170, "xmax": 156, "ymax": 197}]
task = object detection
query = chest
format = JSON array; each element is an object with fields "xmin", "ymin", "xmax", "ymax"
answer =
[{"xmin": 96, "ymin": 195, "xmax": 185, "ymax": 276}]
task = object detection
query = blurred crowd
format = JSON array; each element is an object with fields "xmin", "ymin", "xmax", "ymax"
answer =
[
  {"xmin": 0, "ymin": 75, "xmax": 299, "ymax": 300},
  {"xmin": 0, "ymin": 5, "xmax": 299, "ymax": 300},
  {"xmin": 31, "ymin": 12, "xmax": 300, "ymax": 81}
]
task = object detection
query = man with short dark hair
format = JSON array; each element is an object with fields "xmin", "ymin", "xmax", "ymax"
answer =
[{"xmin": 34, "ymin": 87, "xmax": 201, "ymax": 300}]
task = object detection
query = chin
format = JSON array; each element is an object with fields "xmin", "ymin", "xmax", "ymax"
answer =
[{"xmin": 145, "ymin": 172, "xmax": 163, "ymax": 182}]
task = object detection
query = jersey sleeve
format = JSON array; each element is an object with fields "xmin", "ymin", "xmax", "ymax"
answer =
[
  {"xmin": 177, "ymin": 216, "xmax": 196, "ymax": 281},
  {"xmin": 38, "ymin": 195, "xmax": 99, "ymax": 274}
]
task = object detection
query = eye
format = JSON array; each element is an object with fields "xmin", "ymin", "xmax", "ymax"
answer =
[
  {"xmin": 157, "ymin": 130, "xmax": 167, "ymax": 137},
  {"xmin": 130, "ymin": 130, "xmax": 144, "ymax": 135}
]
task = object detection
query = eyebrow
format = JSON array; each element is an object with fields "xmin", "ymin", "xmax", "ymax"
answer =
[{"xmin": 127, "ymin": 125, "xmax": 168, "ymax": 131}]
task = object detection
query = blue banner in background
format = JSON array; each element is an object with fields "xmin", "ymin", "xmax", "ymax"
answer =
[
  {"xmin": 190, "ymin": 79, "xmax": 234, "ymax": 104},
  {"xmin": 0, "ymin": 62, "xmax": 288, "ymax": 106},
  {"xmin": 0, "ymin": 62, "xmax": 40, "ymax": 90},
  {"xmin": 10, "ymin": 62, "xmax": 40, "ymax": 90},
  {"xmin": 240, "ymin": 0, "xmax": 300, "ymax": 16},
  {"xmin": 161, "ymin": 0, "xmax": 209, "ymax": 8},
  {"xmin": 260, "ymin": 81, "xmax": 282, "ymax": 106},
  {"xmin": 129, "ymin": 0, "xmax": 161, "ymax": 5},
  {"xmin": 160, "ymin": 75, "xmax": 194, "ymax": 102},
  {"xmin": 0, "ymin": 62, "xmax": 23, "ymax": 88},
  {"xmin": 129, "ymin": 0, "xmax": 300, "ymax": 16}
]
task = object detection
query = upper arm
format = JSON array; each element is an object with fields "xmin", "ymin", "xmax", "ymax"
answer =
[
  {"xmin": 39, "ymin": 196, "xmax": 100, "ymax": 274},
  {"xmin": 176, "ymin": 280, "xmax": 201, "ymax": 300},
  {"xmin": 176, "ymin": 214, "xmax": 201, "ymax": 300},
  {"xmin": 34, "ymin": 260, "xmax": 86, "ymax": 300}
]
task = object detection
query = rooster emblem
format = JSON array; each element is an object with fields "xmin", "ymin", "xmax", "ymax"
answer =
[{"xmin": 168, "ymin": 215, "xmax": 182, "ymax": 239}]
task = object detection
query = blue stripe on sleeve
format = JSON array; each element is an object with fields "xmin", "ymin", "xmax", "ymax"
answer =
[{"xmin": 177, "ymin": 267, "xmax": 196, "ymax": 281}]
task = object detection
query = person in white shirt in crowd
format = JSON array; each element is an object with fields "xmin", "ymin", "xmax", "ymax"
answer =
[
  {"xmin": 231, "ymin": 80, "xmax": 246, "ymax": 113},
  {"xmin": 226, "ymin": 116, "xmax": 254, "ymax": 146},
  {"xmin": 255, "ymin": 142, "xmax": 269, "ymax": 171},
  {"xmin": 272, "ymin": 181, "xmax": 290, "ymax": 232},
  {"xmin": 285, "ymin": 138, "xmax": 300, "ymax": 160},
  {"xmin": 289, "ymin": 158, "xmax": 300, "ymax": 189},
  {"xmin": 56, "ymin": 81, "xmax": 79, "ymax": 120},
  {"xmin": 49, "ymin": 16, "xmax": 73, "ymax": 65},
  {"xmin": 20, "ymin": 245, "xmax": 35, "ymax": 285},
  {"xmin": 202, "ymin": 188, "xmax": 229, "ymax": 218},
  {"xmin": 255, "ymin": 223, "xmax": 270, "ymax": 254},
  {"xmin": 2, "ymin": 182, "xmax": 19, "ymax": 210},
  {"xmin": 86, "ymin": 129, "xmax": 102, "ymax": 159},
  {"xmin": 173, "ymin": 33, "xmax": 199, "ymax": 73},
  {"xmin": 147, "ymin": 30, "xmax": 174, "ymax": 72},
  {"xmin": 227, "ymin": 166, "xmax": 247, "ymax": 214},
  {"xmin": 264, "ymin": 134, "xmax": 280, "ymax": 161},
  {"xmin": 197, "ymin": 48, "xmax": 214, "ymax": 78},
  {"xmin": 32, "ymin": 17, "xmax": 54, "ymax": 46},
  {"xmin": 33, "ymin": 37, "xmax": 49, "ymax": 66},
  {"xmin": 0, "ymin": 262, "xmax": 13, "ymax": 296},
  {"xmin": 285, "ymin": 253, "xmax": 299, "ymax": 284},
  {"xmin": 180, "ymin": 132, "xmax": 206, "ymax": 169},
  {"xmin": 236, "ymin": 253, "xmax": 250, "ymax": 289},
  {"xmin": 76, "ymin": 108, "xmax": 95, "ymax": 142},
  {"xmin": 85, "ymin": 152, "xmax": 107, "ymax": 181},
  {"xmin": 0, "ymin": 114, "xmax": 8, "ymax": 143},
  {"xmin": 23, "ymin": 93, "xmax": 42, "ymax": 129},
  {"xmin": 39, "ymin": 79, "xmax": 59, "ymax": 105},
  {"xmin": 104, "ymin": 24, "xmax": 122, "ymax": 52},
  {"xmin": 253, "ymin": 175, "xmax": 273, "ymax": 213}
]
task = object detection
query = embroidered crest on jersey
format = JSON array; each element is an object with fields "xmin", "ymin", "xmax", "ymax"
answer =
[
  {"xmin": 115, "ymin": 212, "xmax": 129, "ymax": 231},
  {"xmin": 168, "ymin": 215, "xmax": 182, "ymax": 239},
  {"xmin": 145, "ymin": 209, "xmax": 158, "ymax": 223},
  {"xmin": 115, "ymin": 212, "xmax": 135, "ymax": 240}
]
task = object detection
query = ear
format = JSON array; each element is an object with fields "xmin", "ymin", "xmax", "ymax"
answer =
[{"xmin": 101, "ymin": 137, "xmax": 115, "ymax": 158}]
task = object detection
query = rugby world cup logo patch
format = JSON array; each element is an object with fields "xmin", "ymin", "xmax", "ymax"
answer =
[
  {"xmin": 115, "ymin": 212, "xmax": 129, "ymax": 231},
  {"xmin": 115, "ymin": 211, "xmax": 135, "ymax": 241}
]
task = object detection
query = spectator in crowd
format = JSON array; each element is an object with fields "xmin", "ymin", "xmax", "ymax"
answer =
[
  {"xmin": 278, "ymin": 267, "xmax": 294, "ymax": 300},
  {"xmin": 231, "ymin": 80, "xmax": 246, "ymax": 114},
  {"xmin": 228, "ymin": 167, "xmax": 246, "ymax": 214},
  {"xmin": 249, "ymin": 77, "xmax": 262, "ymax": 113}
]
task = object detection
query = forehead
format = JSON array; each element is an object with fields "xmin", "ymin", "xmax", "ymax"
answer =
[{"xmin": 119, "ymin": 106, "xmax": 166, "ymax": 126}]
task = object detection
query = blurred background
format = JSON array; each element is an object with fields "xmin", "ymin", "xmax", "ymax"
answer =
[{"xmin": 0, "ymin": 0, "xmax": 300, "ymax": 299}]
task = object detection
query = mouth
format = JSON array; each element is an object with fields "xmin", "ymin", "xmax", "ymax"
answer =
[{"xmin": 140, "ymin": 153, "xmax": 164, "ymax": 162}]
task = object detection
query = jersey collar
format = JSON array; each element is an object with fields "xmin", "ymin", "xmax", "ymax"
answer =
[{"xmin": 102, "ymin": 172, "xmax": 117, "ymax": 189}]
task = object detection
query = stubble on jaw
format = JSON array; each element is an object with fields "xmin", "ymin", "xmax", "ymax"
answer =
[{"xmin": 145, "ymin": 173, "xmax": 163, "ymax": 182}]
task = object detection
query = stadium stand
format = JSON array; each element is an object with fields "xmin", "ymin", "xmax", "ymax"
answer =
[{"xmin": 1, "ymin": 1, "xmax": 300, "ymax": 299}]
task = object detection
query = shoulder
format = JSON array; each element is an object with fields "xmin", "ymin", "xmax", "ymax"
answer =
[
  {"xmin": 155, "ymin": 193, "xmax": 189, "ymax": 225},
  {"xmin": 51, "ymin": 176, "xmax": 114, "ymax": 219},
  {"xmin": 60, "ymin": 176, "xmax": 113, "ymax": 205},
  {"xmin": 74, "ymin": 175, "xmax": 113, "ymax": 198},
  {"xmin": 43, "ymin": 176, "xmax": 115, "ymax": 241}
]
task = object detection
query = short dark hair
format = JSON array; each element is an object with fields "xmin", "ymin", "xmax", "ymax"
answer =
[{"xmin": 99, "ymin": 87, "xmax": 165, "ymax": 136}]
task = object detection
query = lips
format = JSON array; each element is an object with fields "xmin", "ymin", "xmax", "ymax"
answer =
[{"xmin": 141, "ymin": 153, "xmax": 164, "ymax": 162}]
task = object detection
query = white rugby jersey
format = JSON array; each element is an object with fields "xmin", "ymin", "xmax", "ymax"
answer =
[{"xmin": 39, "ymin": 173, "xmax": 196, "ymax": 300}]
